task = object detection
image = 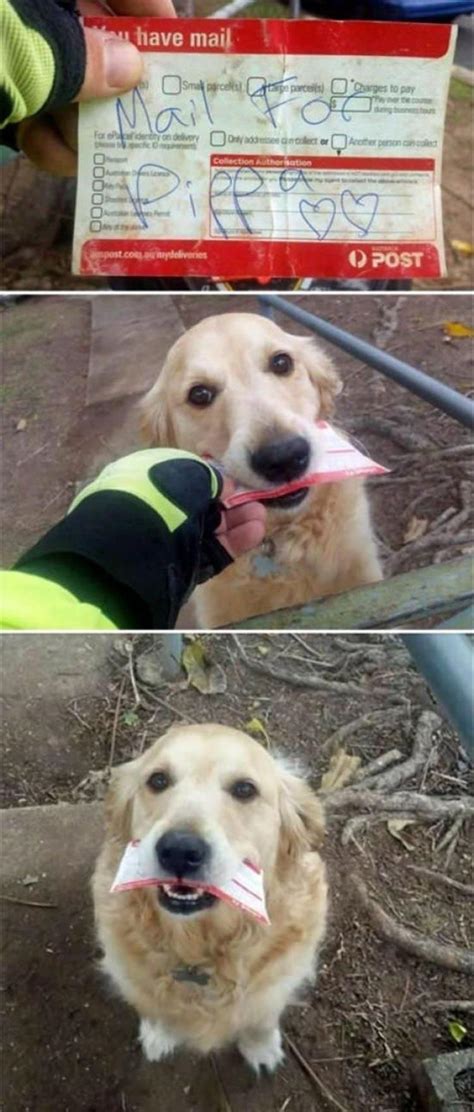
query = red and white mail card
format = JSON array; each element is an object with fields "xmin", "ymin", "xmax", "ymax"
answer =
[
  {"xmin": 111, "ymin": 839, "xmax": 270, "ymax": 924},
  {"xmin": 74, "ymin": 18, "xmax": 456, "ymax": 280},
  {"xmin": 211, "ymin": 421, "xmax": 389, "ymax": 508}
]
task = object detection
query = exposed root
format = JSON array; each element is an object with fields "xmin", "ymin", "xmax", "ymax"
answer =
[
  {"xmin": 325, "ymin": 789, "xmax": 474, "ymax": 822},
  {"xmin": 351, "ymin": 875, "xmax": 474, "ymax": 975},
  {"xmin": 284, "ymin": 1035, "xmax": 350, "ymax": 1112},
  {"xmin": 340, "ymin": 812, "xmax": 415, "ymax": 847},
  {"xmin": 322, "ymin": 709, "xmax": 406, "ymax": 753},
  {"xmin": 354, "ymin": 749, "xmax": 403, "ymax": 783},
  {"xmin": 231, "ymin": 635, "xmax": 362, "ymax": 696},
  {"xmin": 388, "ymin": 530, "xmax": 474, "ymax": 575},
  {"xmin": 406, "ymin": 865, "xmax": 474, "ymax": 898},
  {"xmin": 350, "ymin": 711, "xmax": 440, "ymax": 793}
]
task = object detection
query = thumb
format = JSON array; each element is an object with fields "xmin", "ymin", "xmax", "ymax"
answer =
[{"xmin": 77, "ymin": 29, "xmax": 144, "ymax": 101}]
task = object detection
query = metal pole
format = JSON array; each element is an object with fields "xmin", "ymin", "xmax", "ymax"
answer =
[
  {"xmin": 258, "ymin": 295, "xmax": 474, "ymax": 430},
  {"xmin": 401, "ymin": 633, "xmax": 474, "ymax": 757}
]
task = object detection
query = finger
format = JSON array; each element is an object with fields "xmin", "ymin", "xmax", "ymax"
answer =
[
  {"xmin": 221, "ymin": 516, "xmax": 267, "ymax": 559},
  {"xmin": 218, "ymin": 502, "xmax": 267, "ymax": 532},
  {"xmin": 78, "ymin": 28, "xmax": 144, "ymax": 100},
  {"xmin": 17, "ymin": 117, "xmax": 78, "ymax": 177}
]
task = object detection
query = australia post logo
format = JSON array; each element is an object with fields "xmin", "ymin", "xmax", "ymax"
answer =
[{"xmin": 349, "ymin": 248, "xmax": 425, "ymax": 269}]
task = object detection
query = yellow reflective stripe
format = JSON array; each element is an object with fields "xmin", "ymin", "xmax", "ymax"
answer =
[
  {"xmin": 0, "ymin": 572, "xmax": 116, "ymax": 631},
  {"xmin": 1, "ymin": 0, "xmax": 56, "ymax": 125},
  {"xmin": 69, "ymin": 450, "xmax": 219, "ymax": 533}
]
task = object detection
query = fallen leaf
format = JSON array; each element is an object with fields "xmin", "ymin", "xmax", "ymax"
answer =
[
  {"xmin": 403, "ymin": 515, "xmax": 429, "ymax": 544},
  {"xmin": 182, "ymin": 640, "xmax": 227, "ymax": 695},
  {"xmin": 442, "ymin": 321, "xmax": 474, "ymax": 339},
  {"xmin": 22, "ymin": 874, "xmax": 39, "ymax": 887},
  {"xmin": 450, "ymin": 239, "xmax": 474, "ymax": 257},
  {"xmin": 256, "ymin": 644, "xmax": 270, "ymax": 656},
  {"xmin": 16, "ymin": 418, "xmax": 27, "ymax": 432},
  {"xmin": 320, "ymin": 749, "xmax": 361, "ymax": 792},
  {"xmin": 387, "ymin": 818, "xmax": 415, "ymax": 850},
  {"xmin": 448, "ymin": 1019, "xmax": 467, "ymax": 1044},
  {"xmin": 244, "ymin": 717, "xmax": 270, "ymax": 746},
  {"xmin": 122, "ymin": 709, "xmax": 140, "ymax": 727}
]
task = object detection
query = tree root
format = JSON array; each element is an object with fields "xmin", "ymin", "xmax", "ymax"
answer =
[
  {"xmin": 354, "ymin": 749, "xmax": 403, "ymax": 783},
  {"xmin": 340, "ymin": 812, "xmax": 416, "ymax": 846},
  {"xmin": 231, "ymin": 635, "xmax": 363, "ymax": 696},
  {"xmin": 351, "ymin": 875, "xmax": 474, "ymax": 975},
  {"xmin": 388, "ymin": 530, "xmax": 474, "ymax": 575},
  {"xmin": 325, "ymin": 789, "xmax": 474, "ymax": 821},
  {"xmin": 322, "ymin": 708, "xmax": 406, "ymax": 753},
  {"xmin": 406, "ymin": 865, "xmax": 474, "ymax": 898},
  {"xmin": 350, "ymin": 711, "xmax": 440, "ymax": 793}
]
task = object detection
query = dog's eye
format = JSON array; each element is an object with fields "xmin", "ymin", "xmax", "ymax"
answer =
[
  {"xmin": 229, "ymin": 780, "xmax": 259, "ymax": 802},
  {"xmin": 147, "ymin": 771, "xmax": 171, "ymax": 793},
  {"xmin": 269, "ymin": 352, "xmax": 294, "ymax": 376},
  {"xmin": 187, "ymin": 384, "xmax": 216, "ymax": 407}
]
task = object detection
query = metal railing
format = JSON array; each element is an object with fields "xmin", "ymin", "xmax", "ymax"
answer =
[
  {"xmin": 228, "ymin": 294, "xmax": 474, "ymax": 629},
  {"xmin": 259, "ymin": 295, "xmax": 474, "ymax": 430}
]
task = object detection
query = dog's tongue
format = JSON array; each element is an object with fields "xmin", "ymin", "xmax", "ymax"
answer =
[
  {"xmin": 111, "ymin": 840, "xmax": 270, "ymax": 925},
  {"xmin": 205, "ymin": 421, "xmax": 388, "ymax": 508}
]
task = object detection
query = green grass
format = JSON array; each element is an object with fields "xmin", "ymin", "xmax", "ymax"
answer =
[{"xmin": 449, "ymin": 77, "xmax": 474, "ymax": 103}]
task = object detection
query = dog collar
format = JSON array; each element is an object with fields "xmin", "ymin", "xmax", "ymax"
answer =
[{"xmin": 171, "ymin": 964, "xmax": 211, "ymax": 986}]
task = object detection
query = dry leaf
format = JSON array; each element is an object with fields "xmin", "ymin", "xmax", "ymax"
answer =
[
  {"xmin": 16, "ymin": 418, "xmax": 27, "ymax": 432},
  {"xmin": 244, "ymin": 717, "xmax": 270, "ymax": 746},
  {"xmin": 442, "ymin": 321, "xmax": 474, "ymax": 339},
  {"xmin": 256, "ymin": 644, "xmax": 270, "ymax": 656},
  {"xmin": 450, "ymin": 239, "xmax": 474, "ymax": 257},
  {"xmin": 182, "ymin": 640, "xmax": 227, "ymax": 695},
  {"xmin": 387, "ymin": 818, "xmax": 415, "ymax": 850},
  {"xmin": 320, "ymin": 749, "xmax": 361, "ymax": 792},
  {"xmin": 403, "ymin": 515, "xmax": 429, "ymax": 544}
]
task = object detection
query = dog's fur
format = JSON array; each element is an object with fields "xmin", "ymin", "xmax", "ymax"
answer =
[
  {"xmin": 141, "ymin": 312, "xmax": 382, "ymax": 627},
  {"xmin": 93, "ymin": 724, "xmax": 328, "ymax": 1071}
]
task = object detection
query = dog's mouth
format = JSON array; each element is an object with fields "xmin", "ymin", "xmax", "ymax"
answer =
[
  {"xmin": 265, "ymin": 486, "xmax": 309, "ymax": 509},
  {"xmin": 158, "ymin": 883, "xmax": 217, "ymax": 916}
]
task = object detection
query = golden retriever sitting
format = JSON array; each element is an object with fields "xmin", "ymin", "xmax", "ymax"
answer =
[
  {"xmin": 92, "ymin": 723, "xmax": 327, "ymax": 1072},
  {"xmin": 141, "ymin": 313, "xmax": 382, "ymax": 627}
]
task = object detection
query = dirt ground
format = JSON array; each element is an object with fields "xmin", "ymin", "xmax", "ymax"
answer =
[
  {"xmin": 1, "ymin": 632, "xmax": 472, "ymax": 1111},
  {"xmin": 0, "ymin": 75, "xmax": 472, "ymax": 292},
  {"xmin": 2, "ymin": 293, "xmax": 473, "ymax": 624}
]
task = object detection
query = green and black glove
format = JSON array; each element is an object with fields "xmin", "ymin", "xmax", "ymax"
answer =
[{"xmin": 2, "ymin": 450, "xmax": 232, "ymax": 630}]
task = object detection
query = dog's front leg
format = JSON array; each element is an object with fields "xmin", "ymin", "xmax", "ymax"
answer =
[
  {"xmin": 139, "ymin": 1017, "xmax": 181, "ymax": 1062},
  {"xmin": 237, "ymin": 1024, "xmax": 284, "ymax": 1074}
]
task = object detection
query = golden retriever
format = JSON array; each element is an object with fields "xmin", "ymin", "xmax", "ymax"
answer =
[
  {"xmin": 92, "ymin": 723, "xmax": 327, "ymax": 1071},
  {"xmin": 141, "ymin": 312, "xmax": 382, "ymax": 627}
]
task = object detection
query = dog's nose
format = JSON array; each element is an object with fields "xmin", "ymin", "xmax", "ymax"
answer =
[
  {"xmin": 250, "ymin": 436, "xmax": 310, "ymax": 483},
  {"xmin": 156, "ymin": 831, "xmax": 209, "ymax": 878}
]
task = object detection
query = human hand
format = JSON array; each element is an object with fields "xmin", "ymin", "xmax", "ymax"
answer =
[
  {"xmin": 215, "ymin": 482, "xmax": 267, "ymax": 561},
  {"xmin": 18, "ymin": 0, "xmax": 175, "ymax": 177}
]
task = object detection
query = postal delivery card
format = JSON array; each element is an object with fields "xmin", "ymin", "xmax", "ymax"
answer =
[{"xmin": 73, "ymin": 19, "xmax": 456, "ymax": 281}]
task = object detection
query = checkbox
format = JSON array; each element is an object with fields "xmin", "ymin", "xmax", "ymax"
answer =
[
  {"xmin": 331, "ymin": 78, "xmax": 347, "ymax": 94},
  {"xmin": 91, "ymin": 206, "xmax": 103, "ymax": 219},
  {"xmin": 331, "ymin": 133, "xmax": 347, "ymax": 150},
  {"xmin": 162, "ymin": 74, "xmax": 181, "ymax": 95},
  {"xmin": 93, "ymin": 179, "xmax": 104, "ymax": 192},
  {"xmin": 93, "ymin": 166, "xmax": 105, "ymax": 178},
  {"xmin": 92, "ymin": 193, "xmax": 104, "ymax": 205},
  {"xmin": 90, "ymin": 221, "xmax": 102, "ymax": 232},
  {"xmin": 93, "ymin": 153, "xmax": 105, "ymax": 164},
  {"xmin": 210, "ymin": 130, "xmax": 226, "ymax": 147},
  {"xmin": 247, "ymin": 76, "xmax": 265, "ymax": 97}
]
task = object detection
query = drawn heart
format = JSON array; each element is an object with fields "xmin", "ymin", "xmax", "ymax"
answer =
[
  {"xmin": 299, "ymin": 198, "xmax": 336, "ymax": 240},
  {"xmin": 341, "ymin": 190, "xmax": 379, "ymax": 237}
]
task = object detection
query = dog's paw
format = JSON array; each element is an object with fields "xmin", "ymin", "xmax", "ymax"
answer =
[
  {"xmin": 238, "ymin": 1027, "xmax": 284, "ymax": 1074},
  {"xmin": 139, "ymin": 1018, "xmax": 179, "ymax": 1062}
]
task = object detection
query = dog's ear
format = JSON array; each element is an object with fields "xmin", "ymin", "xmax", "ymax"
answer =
[
  {"xmin": 277, "ymin": 764, "xmax": 325, "ymax": 859},
  {"xmin": 104, "ymin": 763, "xmax": 135, "ymax": 844},
  {"xmin": 139, "ymin": 359, "xmax": 176, "ymax": 446},
  {"xmin": 301, "ymin": 338, "xmax": 342, "ymax": 419}
]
